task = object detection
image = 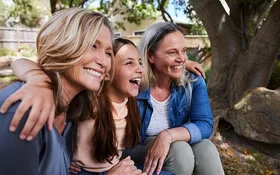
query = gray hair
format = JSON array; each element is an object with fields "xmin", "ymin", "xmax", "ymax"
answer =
[{"xmin": 138, "ymin": 22, "xmax": 190, "ymax": 90}]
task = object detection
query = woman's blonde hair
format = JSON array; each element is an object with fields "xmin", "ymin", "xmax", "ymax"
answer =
[
  {"xmin": 138, "ymin": 22, "xmax": 188, "ymax": 91},
  {"xmin": 36, "ymin": 8, "xmax": 114, "ymax": 114}
]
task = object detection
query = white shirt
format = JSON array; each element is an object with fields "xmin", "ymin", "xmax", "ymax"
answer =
[{"xmin": 146, "ymin": 95, "xmax": 171, "ymax": 136}]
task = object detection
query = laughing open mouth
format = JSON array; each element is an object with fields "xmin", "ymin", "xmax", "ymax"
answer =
[{"xmin": 129, "ymin": 78, "xmax": 141, "ymax": 86}]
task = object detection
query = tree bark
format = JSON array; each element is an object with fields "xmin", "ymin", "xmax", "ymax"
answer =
[
  {"xmin": 50, "ymin": 0, "xmax": 58, "ymax": 14},
  {"xmin": 189, "ymin": 0, "xmax": 280, "ymax": 117}
]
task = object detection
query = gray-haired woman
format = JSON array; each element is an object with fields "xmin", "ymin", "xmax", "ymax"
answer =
[{"xmin": 122, "ymin": 22, "xmax": 224, "ymax": 175}]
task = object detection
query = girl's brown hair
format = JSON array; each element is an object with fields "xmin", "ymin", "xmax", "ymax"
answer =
[{"xmin": 92, "ymin": 38, "xmax": 141, "ymax": 163}]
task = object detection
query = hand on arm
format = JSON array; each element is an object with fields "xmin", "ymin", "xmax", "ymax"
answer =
[
  {"xmin": 144, "ymin": 127, "xmax": 190, "ymax": 175},
  {"xmin": 68, "ymin": 162, "xmax": 81, "ymax": 174},
  {"xmin": 185, "ymin": 60, "xmax": 206, "ymax": 79},
  {"xmin": 107, "ymin": 156, "xmax": 146, "ymax": 175},
  {"xmin": 0, "ymin": 58, "xmax": 55, "ymax": 141}
]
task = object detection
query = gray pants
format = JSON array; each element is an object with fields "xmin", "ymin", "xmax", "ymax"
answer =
[{"xmin": 122, "ymin": 137, "xmax": 224, "ymax": 175}]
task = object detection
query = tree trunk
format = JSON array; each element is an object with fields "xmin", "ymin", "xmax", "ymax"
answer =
[
  {"xmin": 189, "ymin": 0, "xmax": 280, "ymax": 118},
  {"xmin": 50, "ymin": 0, "xmax": 58, "ymax": 14}
]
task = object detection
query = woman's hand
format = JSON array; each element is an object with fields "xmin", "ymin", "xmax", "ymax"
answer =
[
  {"xmin": 0, "ymin": 80, "xmax": 55, "ymax": 141},
  {"xmin": 185, "ymin": 60, "xmax": 206, "ymax": 79},
  {"xmin": 144, "ymin": 131, "xmax": 172, "ymax": 175},
  {"xmin": 107, "ymin": 156, "xmax": 147, "ymax": 175}
]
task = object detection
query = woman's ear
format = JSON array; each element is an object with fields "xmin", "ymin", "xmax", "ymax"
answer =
[
  {"xmin": 148, "ymin": 56, "xmax": 154, "ymax": 63},
  {"xmin": 104, "ymin": 73, "xmax": 111, "ymax": 80},
  {"xmin": 147, "ymin": 53, "xmax": 154, "ymax": 63}
]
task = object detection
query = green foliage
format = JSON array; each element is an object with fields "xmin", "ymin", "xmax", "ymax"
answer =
[
  {"xmin": 124, "ymin": 3, "xmax": 158, "ymax": 25},
  {"xmin": 0, "ymin": 0, "xmax": 11, "ymax": 25},
  {"xmin": 97, "ymin": 0, "xmax": 158, "ymax": 26},
  {"xmin": 187, "ymin": 54, "xmax": 197, "ymax": 61},
  {"xmin": 9, "ymin": 0, "xmax": 41, "ymax": 27},
  {"xmin": 189, "ymin": 22, "xmax": 207, "ymax": 35},
  {"xmin": 0, "ymin": 48, "xmax": 17, "ymax": 56},
  {"xmin": 267, "ymin": 59, "xmax": 280, "ymax": 90},
  {"xmin": 0, "ymin": 45, "xmax": 37, "ymax": 57},
  {"xmin": 18, "ymin": 44, "xmax": 37, "ymax": 58},
  {"xmin": 0, "ymin": 76, "xmax": 17, "ymax": 87}
]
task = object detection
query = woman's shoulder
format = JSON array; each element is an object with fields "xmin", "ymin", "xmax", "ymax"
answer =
[
  {"xmin": 186, "ymin": 72, "xmax": 205, "ymax": 85},
  {"xmin": 0, "ymin": 81, "xmax": 24, "ymax": 100},
  {"xmin": 0, "ymin": 81, "xmax": 24, "ymax": 104}
]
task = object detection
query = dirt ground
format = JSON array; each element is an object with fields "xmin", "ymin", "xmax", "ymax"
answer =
[{"xmin": 212, "ymin": 119, "xmax": 280, "ymax": 175}]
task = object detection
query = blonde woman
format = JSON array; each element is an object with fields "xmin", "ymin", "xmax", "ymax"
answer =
[{"xmin": 0, "ymin": 8, "xmax": 141, "ymax": 175}]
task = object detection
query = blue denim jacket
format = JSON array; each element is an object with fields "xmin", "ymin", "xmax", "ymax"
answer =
[{"xmin": 136, "ymin": 73, "xmax": 213, "ymax": 144}]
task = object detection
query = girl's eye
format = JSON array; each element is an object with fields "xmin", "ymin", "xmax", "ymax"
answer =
[
  {"xmin": 92, "ymin": 45, "xmax": 97, "ymax": 49},
  {"xmin": 126, "ymin": 61, "xmax": 133, "ymax": 65}
]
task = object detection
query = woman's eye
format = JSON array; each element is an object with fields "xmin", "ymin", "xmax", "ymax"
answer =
[
  {"xmin": 126, "ymin": 61, "xmax": 133, "ymax": 65},
  {"xmin": 106, "ymin": 52, "xmax": 112, "ymax": 58},
  {"xmin": 169, "ymin": 52, "xmax": 176, "ymax": 56}
]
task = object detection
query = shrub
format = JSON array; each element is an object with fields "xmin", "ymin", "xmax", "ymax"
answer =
[{"xmin": 0, "ymin": 48, "xmax": 17, "ymax": 56}]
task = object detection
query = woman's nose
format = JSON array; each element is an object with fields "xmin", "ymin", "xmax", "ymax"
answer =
[{"xmin": 176, "ymin": 54, "xmax": 186, "ymax": 63}]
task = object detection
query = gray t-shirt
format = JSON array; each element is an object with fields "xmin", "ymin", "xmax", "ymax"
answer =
[{"xmin": 0, "ymin": 82, "xmax": 72, "ymax": 175}]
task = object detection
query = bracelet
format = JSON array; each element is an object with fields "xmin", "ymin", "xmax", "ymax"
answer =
[{"xmin": 165, "ymin": 129, "xmax": 173, "ymax": 142}]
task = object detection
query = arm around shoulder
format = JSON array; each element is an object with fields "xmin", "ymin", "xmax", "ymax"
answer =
[{"xmin": 0, "ymin": 83, "xmax": 42, "ymax": 175}]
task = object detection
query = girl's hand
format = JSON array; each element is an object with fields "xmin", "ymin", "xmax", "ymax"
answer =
[
  {"xmin": 0, "ymin": 80, "xmax": 55, "ymax": 141},
  {"xmin": 107, "ymin": 156, "xmax": 147, "ymax": 175},
  {"xmin": 144, "ymin": 131, "xmax": 172, "ymax": 175},
  {"xmin": 68, "ymin": 162, "xmax": 81, "ymax": 174},
  {"xmin": 185, "ymin": 60, "xmax": 206, "ymax": 79}
]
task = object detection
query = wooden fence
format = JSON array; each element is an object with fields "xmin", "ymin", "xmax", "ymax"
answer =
[
  {"xmin": 0, "ymin": 26, "xmax": 210, "ymax": 51},
  {"xmin": 0, "ymin": 27, "xmax": 40, "ymax": 51}
]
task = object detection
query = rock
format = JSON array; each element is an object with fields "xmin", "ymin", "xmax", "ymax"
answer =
[
  {"xmin": 0, "ymin": 56, "xmax": 17, "ymax": 69},
  {"xmin": 225, "ymin": 87, "xmax": 280, "ymax": 144}
]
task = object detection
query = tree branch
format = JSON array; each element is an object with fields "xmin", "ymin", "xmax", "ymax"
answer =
[{"xmin": 253, "ymin": 0, "xmax": 280, "ymax": 54}]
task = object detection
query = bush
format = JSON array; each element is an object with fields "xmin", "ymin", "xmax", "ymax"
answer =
[{"xmin": 0, "ymin": 48, "xmax": 17, "ymax": 56}]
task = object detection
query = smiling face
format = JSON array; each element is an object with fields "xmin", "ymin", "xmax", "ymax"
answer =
[
  {"xmin": 63, "ymin": 25, "xmax": 112, "ymax": 94},
  {"xmin": 149, "ymin": 30, "xmax": 187, "ymax": 80},
  {"xmin": 108, "ymin": 44, "xmax": 143, "ymax": 102}
]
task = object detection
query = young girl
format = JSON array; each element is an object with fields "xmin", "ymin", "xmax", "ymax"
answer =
[{"xmin": 69, "ymin": 38, "xmax": 144, "ymax": 174}]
